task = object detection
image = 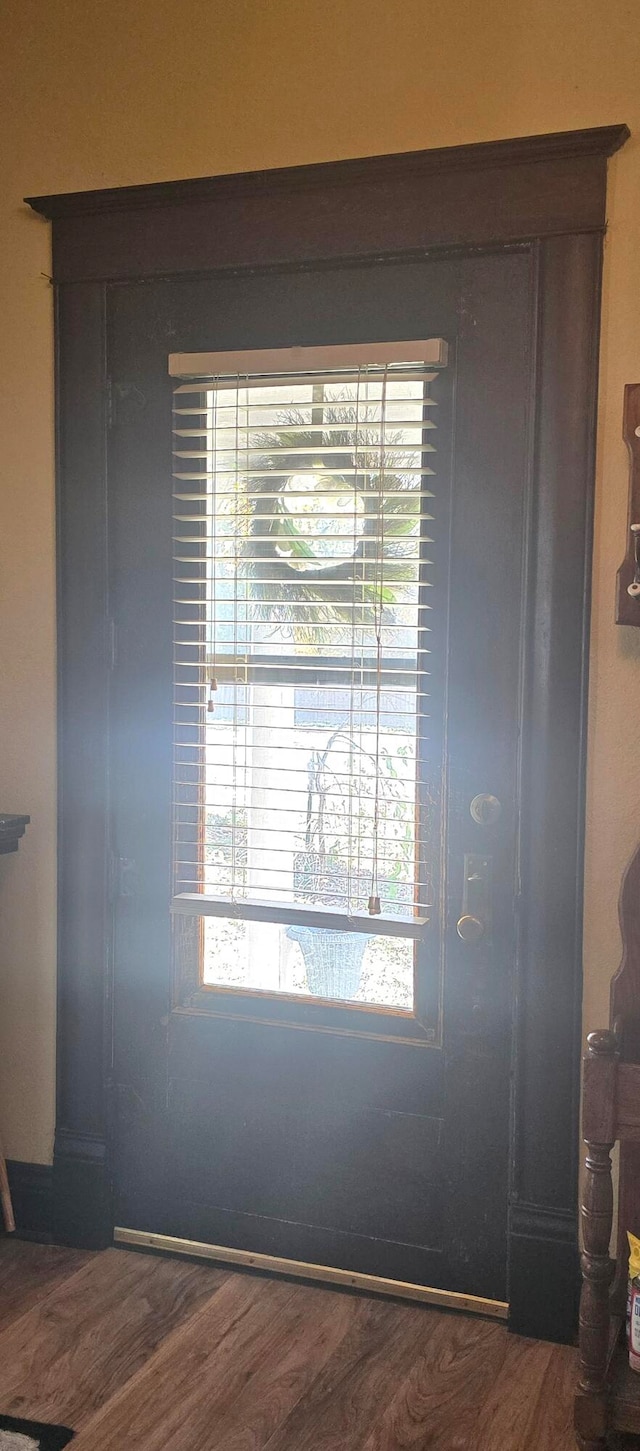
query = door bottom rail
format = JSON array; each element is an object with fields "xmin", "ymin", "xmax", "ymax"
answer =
[{"xmin": 114, "ymin": 1226, "xmax": 508, "ymax": 1319}]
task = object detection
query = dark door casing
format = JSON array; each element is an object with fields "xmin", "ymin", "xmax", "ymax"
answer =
[{"xmin": 29, "ymin": 122, "xmax": 629, "ymax": 1342}]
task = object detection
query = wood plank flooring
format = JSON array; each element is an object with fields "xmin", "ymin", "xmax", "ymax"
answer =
[{"xmin": 0, "ymin": 1239, "xmax": 578, "ymax": 1449}]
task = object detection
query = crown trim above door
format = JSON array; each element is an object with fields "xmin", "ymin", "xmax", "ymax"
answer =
[{"xmin": 26, "ymin": 125, "xmax": 628, "ymax": 283}]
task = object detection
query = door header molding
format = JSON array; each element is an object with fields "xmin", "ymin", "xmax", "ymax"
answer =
[
  {"xmin": 26, "ymin": 124, "xmax": 629, "ymax": 285},
  {"xmin": 27, "ymin": 125, "xmax": 628, "ymax": 220}
]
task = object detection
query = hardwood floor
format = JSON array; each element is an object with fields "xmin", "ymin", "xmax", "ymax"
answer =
[{"xmin": 0, "ymin": 1239, "xmax": 578, "ymax": 1449}]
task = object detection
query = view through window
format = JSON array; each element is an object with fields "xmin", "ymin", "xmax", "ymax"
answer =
[{"xmin": 172, "ymin": 349, "xmax": 444, "ymax": 1010}]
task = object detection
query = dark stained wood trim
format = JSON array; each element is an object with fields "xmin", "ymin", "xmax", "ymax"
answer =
[
  {"xmin": 510, "ymin": 232, "xmax": 600, "ymax": 1201},
  {"xmin": 54, "ymin": 282, "xmax": 113, "ymax": 1247},
  {"xmin": 44, "ymin": 129, "xmax": 628, "ymax": 1327},
  {"xmin": 508, "ymin": 231, "xmax": 604, "ymax": 1325},
  {"xmin": 27, "ymin": 125, "xmax": 629, "ymax": 219},
  {"xmin": 26, "ymin": 126, "xmax": 629, "ymax": 286},
  {"xmin": 53, "ymin": 1130, "xmax": 112, "ymax": 1250},
  {"xmin": 5, "ymin": 1162, "xmax": 53, "ymax": 1242},
  {"xmin": 508, "ymin": 1202, "xmax": 580, "ymax": 1344}
]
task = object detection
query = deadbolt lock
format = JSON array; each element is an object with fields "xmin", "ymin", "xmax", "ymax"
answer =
[{"xmin": 470, "ymin": 793, "xmax": 501, "ymax": 826}]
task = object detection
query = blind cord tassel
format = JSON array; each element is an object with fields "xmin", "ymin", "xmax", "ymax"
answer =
[
  {"xmin": 207, "ymin": 675, "xmax": 218, "ymax": 714},
  {"xmin": 368, "ymin": 895, "xmax": 381, "ymax": 916}
]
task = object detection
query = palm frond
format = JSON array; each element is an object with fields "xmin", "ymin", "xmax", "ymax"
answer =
[{"xmin": 232, "ymin": 403, "xmax": 424, "ymax": 639}]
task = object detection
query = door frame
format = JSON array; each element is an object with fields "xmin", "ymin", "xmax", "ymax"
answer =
[{"xmin": 28, "ymin": 123, "xmax": 629, "ymax": 1341}]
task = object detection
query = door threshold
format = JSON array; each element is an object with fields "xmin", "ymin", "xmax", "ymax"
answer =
[{"xmin": 114, "ymin": 1226, "xmax": 508, "ymax": 1320}]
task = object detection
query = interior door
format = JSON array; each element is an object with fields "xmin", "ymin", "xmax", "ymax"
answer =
[{"xmin": 108, "ymin": 249, "xmax": 532, "ymax": 1304}]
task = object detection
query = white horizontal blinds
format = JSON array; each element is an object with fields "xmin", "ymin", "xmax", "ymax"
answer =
[{"xmin": 172, "ymin": 350, "xmax": 442, "ymax": 929}]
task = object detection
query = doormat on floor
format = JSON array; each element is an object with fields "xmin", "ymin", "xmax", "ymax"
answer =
[{"xmin": 0, "ymin": 1416, "xmax": 74, "ymax": 1449}]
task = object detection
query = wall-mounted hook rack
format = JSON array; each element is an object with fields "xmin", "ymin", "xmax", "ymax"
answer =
[{"xmin": 616, "ymin": 382, "xmax": 640, "ymax": 624}]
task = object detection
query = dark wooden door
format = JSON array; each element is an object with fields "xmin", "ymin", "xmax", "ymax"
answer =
[{"xmin": 108, "ymin": 249, "xmax": 532, "ymax": 1303}]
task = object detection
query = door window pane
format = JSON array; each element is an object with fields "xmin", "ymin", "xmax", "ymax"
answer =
[
  {"xmin": 202, "ymin": 917, "xmax": 414, "ymax": 1010},
  {"xmin": 173, "ymin": 358, "xmax": 443, "ymax": 1010}
]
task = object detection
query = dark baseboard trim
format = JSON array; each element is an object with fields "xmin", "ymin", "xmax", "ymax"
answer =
[
  {"xmin": 6, "ymin": 1161, "xmax": 54, "ymax": 1242},
  {"xmin": 52, "ymin": 1130, "xmax": 113, "ymax": 1249},
  {"xmin": 508, "ymin": 1200, "xmax": 580, "ymax": 1343}
]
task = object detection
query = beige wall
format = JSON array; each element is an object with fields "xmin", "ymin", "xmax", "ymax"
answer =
[{"xmin": 1, "ymin": 0, "xmax": 639, "ymax": 1163}]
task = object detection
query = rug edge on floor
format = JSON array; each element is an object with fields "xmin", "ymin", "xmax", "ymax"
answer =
[{"xmin": 0, "ymin": 1413, "xmax": 74, "ymax": 1449}]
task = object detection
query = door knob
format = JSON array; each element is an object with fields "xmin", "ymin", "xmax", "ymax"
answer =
[{"xmin": 456, "ymin": 913, "xmax": 485, "ymax": 944}]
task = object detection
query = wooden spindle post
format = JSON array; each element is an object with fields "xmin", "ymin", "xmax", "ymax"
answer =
[{"xmin": 575, "ymin": 1028, "xmax": 617, "ymax": 1448}]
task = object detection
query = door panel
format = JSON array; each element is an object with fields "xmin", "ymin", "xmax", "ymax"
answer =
[{"xmin": 109, "ymin": 249, "xmax": 532, "ymax": 1301}]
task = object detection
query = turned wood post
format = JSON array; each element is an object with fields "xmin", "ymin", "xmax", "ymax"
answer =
[{"xmin": 577, "ymin": 1028, "xmax": 617, "ymax": 1442}]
